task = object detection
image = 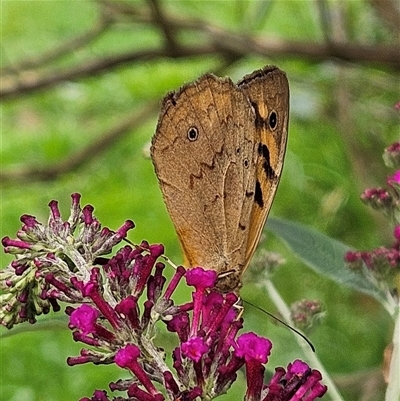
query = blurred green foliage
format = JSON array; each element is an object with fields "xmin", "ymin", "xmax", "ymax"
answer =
[{"xmin": 1, "ymin": 1, "xmax": 399, "ymax": 400}]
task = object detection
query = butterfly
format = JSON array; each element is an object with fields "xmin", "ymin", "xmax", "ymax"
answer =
[{"xmin": 151, "ymin": 65, "xmax": 289, "ymax": 292}]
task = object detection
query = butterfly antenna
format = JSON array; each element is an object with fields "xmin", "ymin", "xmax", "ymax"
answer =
[{"xmin": 244, "ymin": 299, "xmax": 315, "ymax": 352}]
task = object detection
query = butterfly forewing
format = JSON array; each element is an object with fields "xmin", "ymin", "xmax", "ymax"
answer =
[{"xmin": 151, "ymin": 74, "xmax": 257, "ymax": 281}]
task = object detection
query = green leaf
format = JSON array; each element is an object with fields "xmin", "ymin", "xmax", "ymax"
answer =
[{"xmin": 267, "ymin": 217, "xmax": 387, "ymax": 304}]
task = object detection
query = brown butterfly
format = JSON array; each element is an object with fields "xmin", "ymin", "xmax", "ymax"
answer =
[{"xmin": 151, "ymin": 65, "xmax": 289, "ymax": 292}]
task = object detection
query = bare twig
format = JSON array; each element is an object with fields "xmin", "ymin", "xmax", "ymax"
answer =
[
  {"xmin": 2, "ymin": 15, "xmax": 112, "ymax": 75},
  {"xmin": 316, "ymin": 0, "xmax": 333, "ymax": 44},
  {"xmin": 147, "ymin": 0, "xmax": 180, "ymax": 54},
  {"xmin": 2, "ymin": 0, "xmax": 400, "ymax": 101},
  {"xmin": 0, "ymin": 101, "xmax": 159, "ymax": 183},
  {"xmin": 0, "ymin": 45, "xmax": 216, "ymax": 100},
  {"xmin": 3, "ymin": 33, "xmax": 399, "ymax": 102}
]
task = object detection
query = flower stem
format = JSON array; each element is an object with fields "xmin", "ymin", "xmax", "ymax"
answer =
[
  {"xmin": 385, "ymin": 306, "xmax": 399, "ymax": 401},
  {"xmin": 264, "ymin": 279, "xmax": 345, "ymax": 401}
]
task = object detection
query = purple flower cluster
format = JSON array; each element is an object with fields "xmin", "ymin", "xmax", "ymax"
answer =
[
  {"xmin": 290, "ymin": 300, "xmax": 324, "ymax": 336},
  {"xmin": 1, "ymin": 193, "xmax": 133, "ymax": 328},
  {"xmin": 361, "ymin": 141, "xmax": 400, "ymax": 219},
  {"xmin": 345, "ymin": 225, "xmax": 400, "ymax": 287},
  {"xmin": 1, "ymin": 194, "xmax": 327, "ymax": 401},
  {"xmin": 360, "ymin": 188, "xmax": 394, "ymax": 213},
  {"xmin": 345, "ymin": 141, "xmax": 400, "ymax": 295},
  {"xmin": 384, "ymin": 140, "xmax": 400, "ymax": 168}
]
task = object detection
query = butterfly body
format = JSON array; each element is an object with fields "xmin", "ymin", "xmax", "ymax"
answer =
[{"xmin": 151, "ymin": 66, "xmax": 289, "ymax": 292}]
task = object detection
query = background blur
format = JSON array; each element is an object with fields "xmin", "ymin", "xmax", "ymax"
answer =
[{"xmin": 1, "ymin": 1, "xmax": 399, "ymax": 400}]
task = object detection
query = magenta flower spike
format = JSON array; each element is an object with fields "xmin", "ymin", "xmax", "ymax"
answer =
[{"xmin": 1, "ymin": 194, "xmax": 327, "ymax": 401}]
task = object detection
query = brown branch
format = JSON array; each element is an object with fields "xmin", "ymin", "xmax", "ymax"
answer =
[
  {"xmin": 5, "ymin": 36, "xmax": 400, "ymax": 102},
  {"xmin": 0, "ymin": 101, "xmax": 159, "ymax": 183},
  {"xmin": 0, "ymin": 45, "xmax": 217, "ymax": 101},
  {"xmin": 2, "ymin": 37, "xmax": 399, "ymax": 101},
  {"xmin": 147, "ymin": 0, "xmax": 180, "ymax": 54},
  {"xmin": 209, "ymin": 30, "xmax": 400, "ymax": 69},
  {"xmin": 2, "ymin": 2, "xmax": 400, "ymax": 101},
  {"xmin": 2, "ymin": 15, "xmax": 112, "ymax": 75},
  {"xmin": 316, "ymin": 0, "xmax": 334, "ymax": 44},
  {"xmin": 125, "ymin": 0, "xmax": 400, "ymax": 67}
]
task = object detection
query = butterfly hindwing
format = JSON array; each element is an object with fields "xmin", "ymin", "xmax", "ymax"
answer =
[{"xmin": 237, "ymin": 66, "xmax": 289, "ymax": 269}]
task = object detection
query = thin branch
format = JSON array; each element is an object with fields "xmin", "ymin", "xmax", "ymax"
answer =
[
  {"xmin": 2, "ymin": 15, "xmax": 112, "ymax": 75},
  {"xmin": 147, "ymin": 0, "xmax": 180, "ymax": 54},
  {"xmin": 208, "ymin": 29, "xmax": 400, "ymax": 69},
  {"xmin": 316, "ymin": 0, "xmax": 333, "ymax": 44},
  {"xmin": 0, "ymin": 101, "xmax": 159, "ymax": 183},
  {"xmin": 2, "ymin": 1, "xmax": 400, "ymax": 101},
  {"xmin": 0, "ymin": 45, "xmax": 216, "ymax": 101}
]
